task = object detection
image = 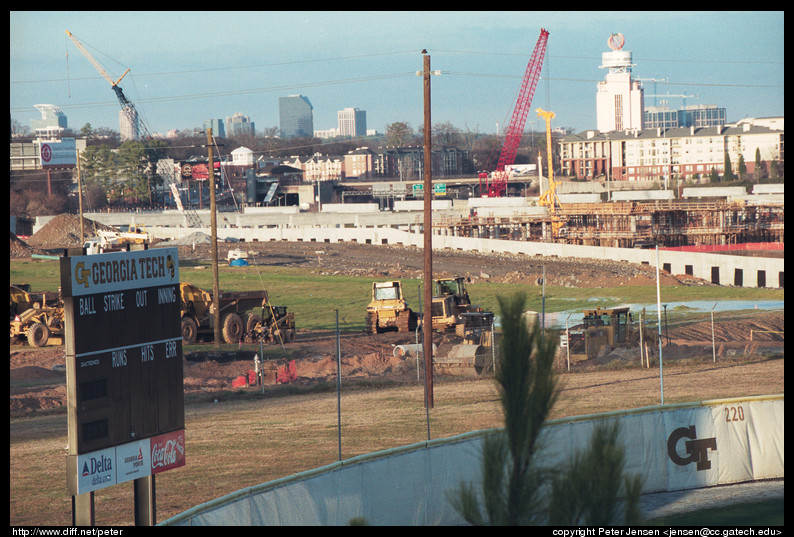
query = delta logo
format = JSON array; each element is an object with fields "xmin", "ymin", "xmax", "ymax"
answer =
[{"xmin": 81, "ymin": 454, "xmax": 113, "ymax": 485}]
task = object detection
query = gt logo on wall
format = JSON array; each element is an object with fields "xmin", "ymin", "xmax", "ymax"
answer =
[{"xmin": 667, "ymin": 425, "xmax": 717, "ymax": 471}]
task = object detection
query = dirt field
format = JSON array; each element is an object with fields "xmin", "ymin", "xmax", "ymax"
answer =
[
  {"xmin": 9, "ymin": 309, "xmax": 785, "ymax": 414},
  {"xmin": 9, "ymin": 214, "xmax": 785, "ymax": 413}
]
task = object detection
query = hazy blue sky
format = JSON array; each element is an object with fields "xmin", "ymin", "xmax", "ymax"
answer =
[{"xmin": 10, "ymin": 11, "xmax": 784, "ymax": 137}]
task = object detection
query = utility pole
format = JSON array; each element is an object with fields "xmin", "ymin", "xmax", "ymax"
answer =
[
  {"xmin": 207, "ymin": 128, "xmax": 221, "ymax": 346},
  {"xmin": 76, "ymin": 149, "xmax": 84, "ymax": 245},
  {"xmin": 422, "ymin": 50, "xmax": 434, "ymax": 409}
]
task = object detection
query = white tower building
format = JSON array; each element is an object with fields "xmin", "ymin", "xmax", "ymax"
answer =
[
  {"xmin": 119, "ymin": 105, "xmax": 139, "ymax": 141},
  {"xmin": 596, "ymin": 33, "xmax": 644, "ymax": 133}
]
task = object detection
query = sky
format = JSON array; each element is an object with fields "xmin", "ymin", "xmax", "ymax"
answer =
[{"xmin": 10, "ymin": 11, "xmax": 784, "ymax": 139}]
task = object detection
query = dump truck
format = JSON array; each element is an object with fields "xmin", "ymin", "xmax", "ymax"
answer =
[
  {"xmin": 366, "ymin": 280, "xmax": 418, "ymax": 334},
  {"xmin": 179, "ymin": 283, "xmax": 295, "ymax": 345},
  {"xmin": 564, "ymin": 306, "xmax": 656, "ymax": 362}
]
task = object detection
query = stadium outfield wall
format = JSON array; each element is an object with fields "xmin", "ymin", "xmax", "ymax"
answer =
[
  {"xmin": 161, "ymin": 394, "xmax": 784, "ymax": 526},
  {"xmin": 148, "ymin": 225, "xmax": 784, "ymax": 289}
]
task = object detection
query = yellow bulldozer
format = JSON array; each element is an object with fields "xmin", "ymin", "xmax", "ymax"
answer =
[
  {"xmin": 365, "ymin": 280, "xmax": 418, "ymax": 334},
  {"xmin": 564, "ymin": 306, "xmax": 657, "ymax": 362},
  {"xmin": 430, "ymin": 277, "xmax": 486, "ymax": 335},
  {"xmin": 179, "ymin": 283, "xmax": 295, "ymax": 345}
]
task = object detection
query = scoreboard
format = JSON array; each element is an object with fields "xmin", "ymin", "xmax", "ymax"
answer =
[{"xmin": 61, "ymin": 248, "xmax": 185, "ymax": 495}]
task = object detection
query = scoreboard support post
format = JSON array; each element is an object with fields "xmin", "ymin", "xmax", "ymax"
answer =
[
  {"xmin": 134, "ymin": 475, "xmax": 156, "ymax": 526},
  {"xmin": 72, "ymin": 492, "xmax": 95, "ymax": 526}
]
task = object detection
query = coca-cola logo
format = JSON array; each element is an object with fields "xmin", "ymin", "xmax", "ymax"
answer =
[{"xmin": 151, "ymin": 433, "xmax": 185, "ymax": 473}]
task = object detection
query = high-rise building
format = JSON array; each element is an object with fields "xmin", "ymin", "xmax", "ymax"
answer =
[
  {"xmin": 31, "ymin": 104, "xmax": 67, "ymax": 138},
  {"xmin": 596, "ymin": 33, "xmax": 644, "ymax": 133},
  {"xmin": 119, "ymin": 105, "xmax": 139, "ymax": 141},
  {"xmin": 644, "ymin": 105, "xmax": 727, "ymax": 129},
  {"xmin": 203, "ymin": 118, "xmax": 226, "ymax": 138},
  {"xmin": 226, "ymin": 112, "xmax": 255, "ymax": 137},
  {"xmin": 337, "ymin": 107, "xmax": 367, "ymax": 138},
  {"xmin": 279, "ymin": 95, "xmax": 314, "ymax": 138}
]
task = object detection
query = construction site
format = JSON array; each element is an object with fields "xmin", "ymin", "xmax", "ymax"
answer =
[{"xmin": 432, "ymin": 198, "xmax": 785, "ymax": 248}]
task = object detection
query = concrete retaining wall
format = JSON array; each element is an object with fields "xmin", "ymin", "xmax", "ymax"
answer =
[
  {"xmin": 34, "ymin": 209, "xmax": 784, "ymax": 289},
  {"xmin": 146, "ymin": 225, "xmax": 783, "ymax": 289}
]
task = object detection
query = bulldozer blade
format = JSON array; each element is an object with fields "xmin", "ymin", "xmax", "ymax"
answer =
[{"xmin": 433, "ymin": 344, "xmax": 492, "ymax": 377}]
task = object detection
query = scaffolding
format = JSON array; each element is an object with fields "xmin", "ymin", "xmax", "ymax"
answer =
[{"xmin": 433, "ymin": 200, "xmax": 784, "ymax": 248}]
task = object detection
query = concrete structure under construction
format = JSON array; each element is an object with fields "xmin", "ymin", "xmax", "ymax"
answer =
[{"xmin": 34, "ymin": 189, "xmax": 784, "ymax": 289}]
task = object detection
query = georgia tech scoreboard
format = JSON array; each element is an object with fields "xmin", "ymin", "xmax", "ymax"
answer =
[{"xmin": 60, "ymin": 247, "xmax": 184, "ymax": 470}]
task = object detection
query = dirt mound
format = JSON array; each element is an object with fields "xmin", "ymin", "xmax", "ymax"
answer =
[
  {"xmin": 10, "ymin": 232, "xmax": 39, "ymax": 258},
  {"xmin": 24, "ymin": 214, "xmax": 116, "ymax": 250}
]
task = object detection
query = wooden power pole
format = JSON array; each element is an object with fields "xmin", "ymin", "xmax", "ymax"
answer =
[
  {"xmin": 422, "ymin": 50, "xmax": 434, "ymax": 409},
  {"xmin": 207, "ymin": 129, "xmax": 221, "ymax": 346}
]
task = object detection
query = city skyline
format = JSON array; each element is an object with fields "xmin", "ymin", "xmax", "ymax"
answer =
[{"xmin": 11, "ymin": 11, "xmax": 784, "ymax": 139}]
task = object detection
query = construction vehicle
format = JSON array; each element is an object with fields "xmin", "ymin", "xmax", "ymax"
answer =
[
  {"xmin": 433, "ymin": 311, "xmax": 495, "ymax": 377},
  {"xmin": 10, "ymin": 285, "xmax": 65, "ymax": 347},
  {"xmin": 479, "ymin": 28, "xmax": 549, "ymax": 197},
  {"xmin": 430, "ymin": 277, "xmax": 485, "ymax": 334},
  {"xmin": 536, "ymin": 108, "xmax": 565, "ymax": 238},
  {"xmin": 83, "ymin": 229, "xmax": 151, "ymax": 255},
  {"xmin": 565, "ymin": 306, "xmax": 657, "ymax": 362},
  {"xmin": 366, "ymin": 280, "xmax": 418, "ymax": 334},
  {"xmin": 179, "ymin": 283, "xmax": 295, "ymax": 345},
  {"xmin": 429, "ymin": 278, "xmax": 496, "ymax": 377}
]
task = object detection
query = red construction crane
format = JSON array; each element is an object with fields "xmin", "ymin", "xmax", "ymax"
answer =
[{"xmin": 479, "ymin": 28, "xmax": 549, "ymax": 197}]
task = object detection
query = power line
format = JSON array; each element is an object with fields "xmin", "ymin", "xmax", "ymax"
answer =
[
  {"xmin": 442, "ymin": 71, "xmax": 783, "ymax": 89},
  {"xmin": 433, "ymin": 49, "xmax": 784, "ymax": 66},
  {"xmin": 10, "ymin": 50, "xmax": 417, "ymax": 85},
  {"xmin": 10, "ymin": 72, "xmax": 417, "ymax": 114}
]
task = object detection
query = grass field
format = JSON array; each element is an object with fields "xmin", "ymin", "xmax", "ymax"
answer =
[{"xmin": 9, "ymin": 258, "xmax": 785, "ymax": 332}]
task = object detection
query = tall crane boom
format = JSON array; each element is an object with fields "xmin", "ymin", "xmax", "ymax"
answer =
[
  {"xmin": 65, "ymin": 30, "xmax": 204, "ymax": 228},
  {"xmin": 65, "ymin": 31, "xmax": 130, "ymax": 89},
  {"xmin": 537, "ymin": 107, "xmax": 564, "ymax": 239},
  {"xmin": 536, "ymin": 108, "xmax": 558, "ymax": 209},
  {"xmin": 65, "ymin": 30, "xmax": 150, "ymax": 140},
  {"xmin": 480, "ymin": 28, "xmax": 549, "ymax": 197}
]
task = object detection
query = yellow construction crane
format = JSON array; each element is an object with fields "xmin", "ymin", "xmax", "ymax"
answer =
[
  {"xmin": 65, "ymin": 31, "xmax": 130, "ymax": 91},
  {"xmin": 536, "ymin": 108, "xmax": 564, "ymax": 237}
]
